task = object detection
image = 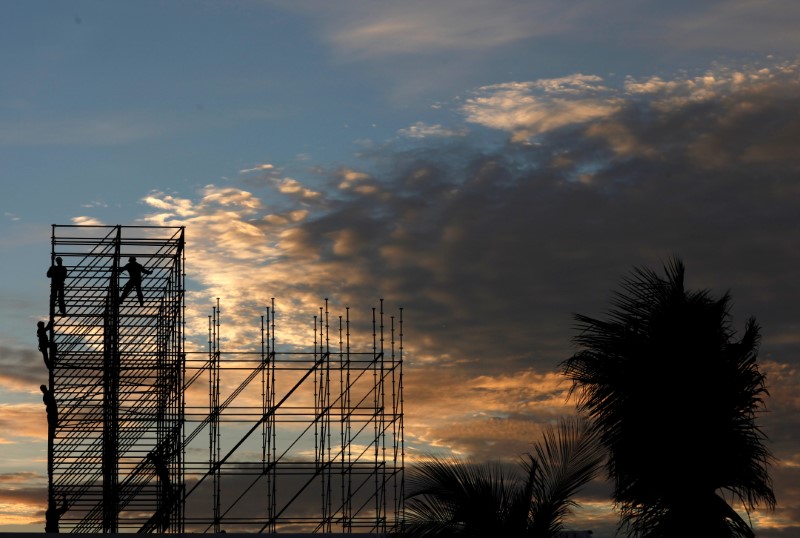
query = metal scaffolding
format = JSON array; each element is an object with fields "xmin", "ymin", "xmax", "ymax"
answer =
[
  {"xmin": 43, "ymin": 225, "xmax": 404, "ymax": 534},
  {"xmin": 181, "ymin": 298, "xmax": 405, "ymax": 534},
  {"xmin": 46, "ymin": 225, "xmax": 185, "ymax": 533}
]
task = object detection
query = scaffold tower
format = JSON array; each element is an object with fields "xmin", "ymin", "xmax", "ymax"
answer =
[
  {"xmin": 44, "ymin": 225, "xmax": 403, "ymax": 534},
  {"xmin": 47, "ymin": 225, "xmax": 185, "ymax": 533}
]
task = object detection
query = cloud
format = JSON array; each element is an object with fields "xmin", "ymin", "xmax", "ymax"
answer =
[
  {"xmin": 315, "ymin": 0, "xmax": 579, "ymax": 57},
  {"xmin": 138, "ymin": 61, "xmax": 800, "ymax": 381},
  {"xmin": 660, "ymin": 0, "xmax": 800, "ymax": 53},
  {"xmin": 70, "ymin": 216, "xmax": 104, "ymax": 226},
  {"xmin": 0, "ymin": 404, "xmax": 47, "ymax": 442},
  {"xmin": 623, "ymin": 60, "xmax": 800, "ymax": 109},
  {"xmin": 463, "ymin": 76, "xmax": 620, "ymax": 141},
  {"xmin": 336, "ymin": 168, "xmax": 382, "ymax": 195},
  {"xmin": 239, "ymin": 163, "xmax": 275, "ymax": 174},
  {"xmin": 109, "ymin": 59, "xmax": 800, "ymax": 533},
  {"xmin": 0, "ymin": 346, "xmax": 49, "ymax": 392},
  {"xmin": 274, "ymin": 178, "xmax": 321, "ymax": 200},
  {"xmin": 397, "ymin": 121, "xmax": 468, "ymax": 139},
  {"xmin": 463, "ymin": 64, "xmax": 800, "ymax": 146},
  {"xmin": 292, "ymin": 0, "xmax": 800, "ymax": 60},
  {"xmin": 406, "ymin": 369, "xmax": 574, "ymax": 460},
  {"xmin": 0, "ymin": 473, "xmax": 41, "ymax": 484},
  {"xmin": 79, "ymin": 201, "xmax": 108, "ymax": 209},
  {"xmin": 266, "ymin": 1, "xmax": 800, "ymax": 105}
]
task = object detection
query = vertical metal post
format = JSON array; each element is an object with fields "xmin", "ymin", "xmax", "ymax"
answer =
[
  {"xmin": 379, "ymin": 299, "xmax": 387, "ymax": 532},
  {"xmin": 398, "ymin": 307, "xmax": 405, "ymax": 533},
  {"xmin": 345, "ymin": 306, "xmax": 352, "ymax": 532},
  {"xmin": 338, "ymin": 313, "xmax": 345, "ymax": 533},
  {"xmin": 372, "ymin": 306, "xmax": 379, "ymax": 531},
  {"xmin": 391, "ymin": 313, "xmax": 397, "ymax": 530},
  {"xmin": 177, "ymin": 227, "xmax": 186, "ymax": 533},
  {"xmin": 211, "ymin": 299, "xmax": 221, "ymax": 533},
  {"xmin": 47, "ymin": 224, "xmax": 56, "ymax": 511},
  {"xmin": 314, "ymin": 312, "xmax": 320, "ymax": 478},
  {"xmin": 269, "ymin": 298, "xmax": 277, "ymax": 532},
  {"xmin": 102, "ymin": 225, "xmax": 121, "ymax": 533},
  {"xmin": 324, "ymin": 298, "xmax": 332, "ymax": 532},
  {"xmin": 261, "ymin": 314, "xmax": 267, "ymax": 470}
]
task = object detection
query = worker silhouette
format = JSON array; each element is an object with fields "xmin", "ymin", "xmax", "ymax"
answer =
[
  {"xmin": 119, "ymin": 256, "xmax": 152, "ymax": 306},
  {"xmin": 37, "ymin": 320, "xmax": 55, "ymax": 369},
  {"xmin": 147, "ymin": 450, "xmax": 172, "ymax": 490},
  {"xmin": 44, "ymin": 494, "xmax": 68, "ymax": 533},
  {"xmin": 47, "ymin": 257, "xmax": 67, "ymax": 315},
  {"xmin": 40, "ymin": 385, "xmax": 58, "ymax": 439},
  {"xmin": 146, "ymin": 450, "xmax": 173, "ymax": 532}
]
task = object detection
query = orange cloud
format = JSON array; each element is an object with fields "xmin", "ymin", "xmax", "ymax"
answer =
[{"xmin": 0, "ymin": 404, "xmax": 48, "ymax": 442}]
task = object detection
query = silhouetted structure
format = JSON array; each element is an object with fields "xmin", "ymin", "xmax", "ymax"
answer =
[
  {"xmin": 44, "ymin": 225, "xmax": 404, "ymax": 534},
  {"xmin": 47, "ymin": 256, "xmax": 67, "ymax": 315},
  {"xmin": 47, "ymin": 225, "xmax": 184, "ymax": 533},
  {"xmin": 180, "ymin": 299, "xmax": 404, "ymax": 534},
  {"xmin": 119, "ymin": 256, "xmax": 152, "ymax": 306}
]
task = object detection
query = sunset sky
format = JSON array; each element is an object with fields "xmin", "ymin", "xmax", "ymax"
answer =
[{"xmin": 1, "ymin": 1, "xmax": 800, "ymax": 535}]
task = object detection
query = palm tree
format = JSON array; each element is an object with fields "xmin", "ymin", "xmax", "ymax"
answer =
[
  {"xmin": 562, "ymin": 257, "xmax": 775, "ymax": 537},
  {"xmin": 403, "ymin": 416, "xmax": 603, "ymax": 537}
]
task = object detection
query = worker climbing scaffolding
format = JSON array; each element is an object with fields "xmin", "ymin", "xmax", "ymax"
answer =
[
  {"xmin": 41, "ymin": 225, "xmax": 185, "ymax": 533},
  {"xmin": 38, "ymin": 224, "xmax": 404, "ymax": 534}
]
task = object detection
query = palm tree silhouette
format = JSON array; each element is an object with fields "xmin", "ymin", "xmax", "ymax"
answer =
[
  {"xmin": 404, "ymin": 416, "xmax": 603, "ymax": 537},
  {"xmin": 562, "ymin": 257, "xmax": 775, "ymax": 537}
]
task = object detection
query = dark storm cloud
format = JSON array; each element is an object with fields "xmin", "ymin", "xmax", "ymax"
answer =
[
  {"xmin": 267, "ymin": 68, "xmax": 800, "ymax": 380},
  {"xmin": 270, "ymin": 65, "xmax": 800, "ymax": 528},
  {"xmin": 139, "ymin": 62, "xmax": 800, "ymax": 533}
]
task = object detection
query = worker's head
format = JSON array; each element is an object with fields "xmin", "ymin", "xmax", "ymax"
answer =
[
  {"xmin": 37, "ymin": 321, "xmax": 45, "ymax": 328},
  {"xmin": 55, "ymin": 256, "xmax": 62, "ymax": 264},
  {"xmin": 129, "ymin": 256, "xmax": 136, "ymax": 262},
  {"xmin": 40, "ymin": 384, "xmax": 47, "ymax": 393}
]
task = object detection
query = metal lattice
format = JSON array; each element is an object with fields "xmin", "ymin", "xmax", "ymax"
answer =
[
  {"xmin": 47, "ymin": 225, "xmax": 184, "ymax": 533},
  {"xmin": 43, "ymin": 225, "xmax": 404, "ymax": 534},
  {"xmin": 180, "ymin": 299, "xmax": 405, "ymax": 533}
]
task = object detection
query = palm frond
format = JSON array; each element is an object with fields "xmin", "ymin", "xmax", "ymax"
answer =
[{"xmin": 527, "ymin": 416, "xmax": 605, "ymax": 536}]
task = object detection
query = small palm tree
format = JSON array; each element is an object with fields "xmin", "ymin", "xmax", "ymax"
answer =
[
  {"xmin": 403, "ymin": 416, "xmax": 603, "ymax": 537},
  {"xmin": 562, "ymin": 257, "xmax": 775, "ymax": 537}
]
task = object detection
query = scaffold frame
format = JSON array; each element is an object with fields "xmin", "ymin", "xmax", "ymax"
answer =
[
  {"xmin": 47, "ymin": 225, "xmax": 185, "ymax": 533},
  {"xmin": 43, "ymin": 225, "xmax": 404, "ymax": 534},
  {"xmin": 180, "ymin": 298, "xmax": 405, "ymax": 534}
]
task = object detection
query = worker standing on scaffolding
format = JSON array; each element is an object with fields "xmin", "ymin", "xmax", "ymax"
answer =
[
  {"xmin": 47, "ymin": 256, "xmax": 67, "ymax": 315},
  {"xmin": 119, "ymin": 256, "xmax": 152, "ymax": 307}
]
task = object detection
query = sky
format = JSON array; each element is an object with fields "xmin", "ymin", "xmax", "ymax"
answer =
[{"xmin": 1, "ymin": 0, "xmax": 800, "ymax": 535}]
